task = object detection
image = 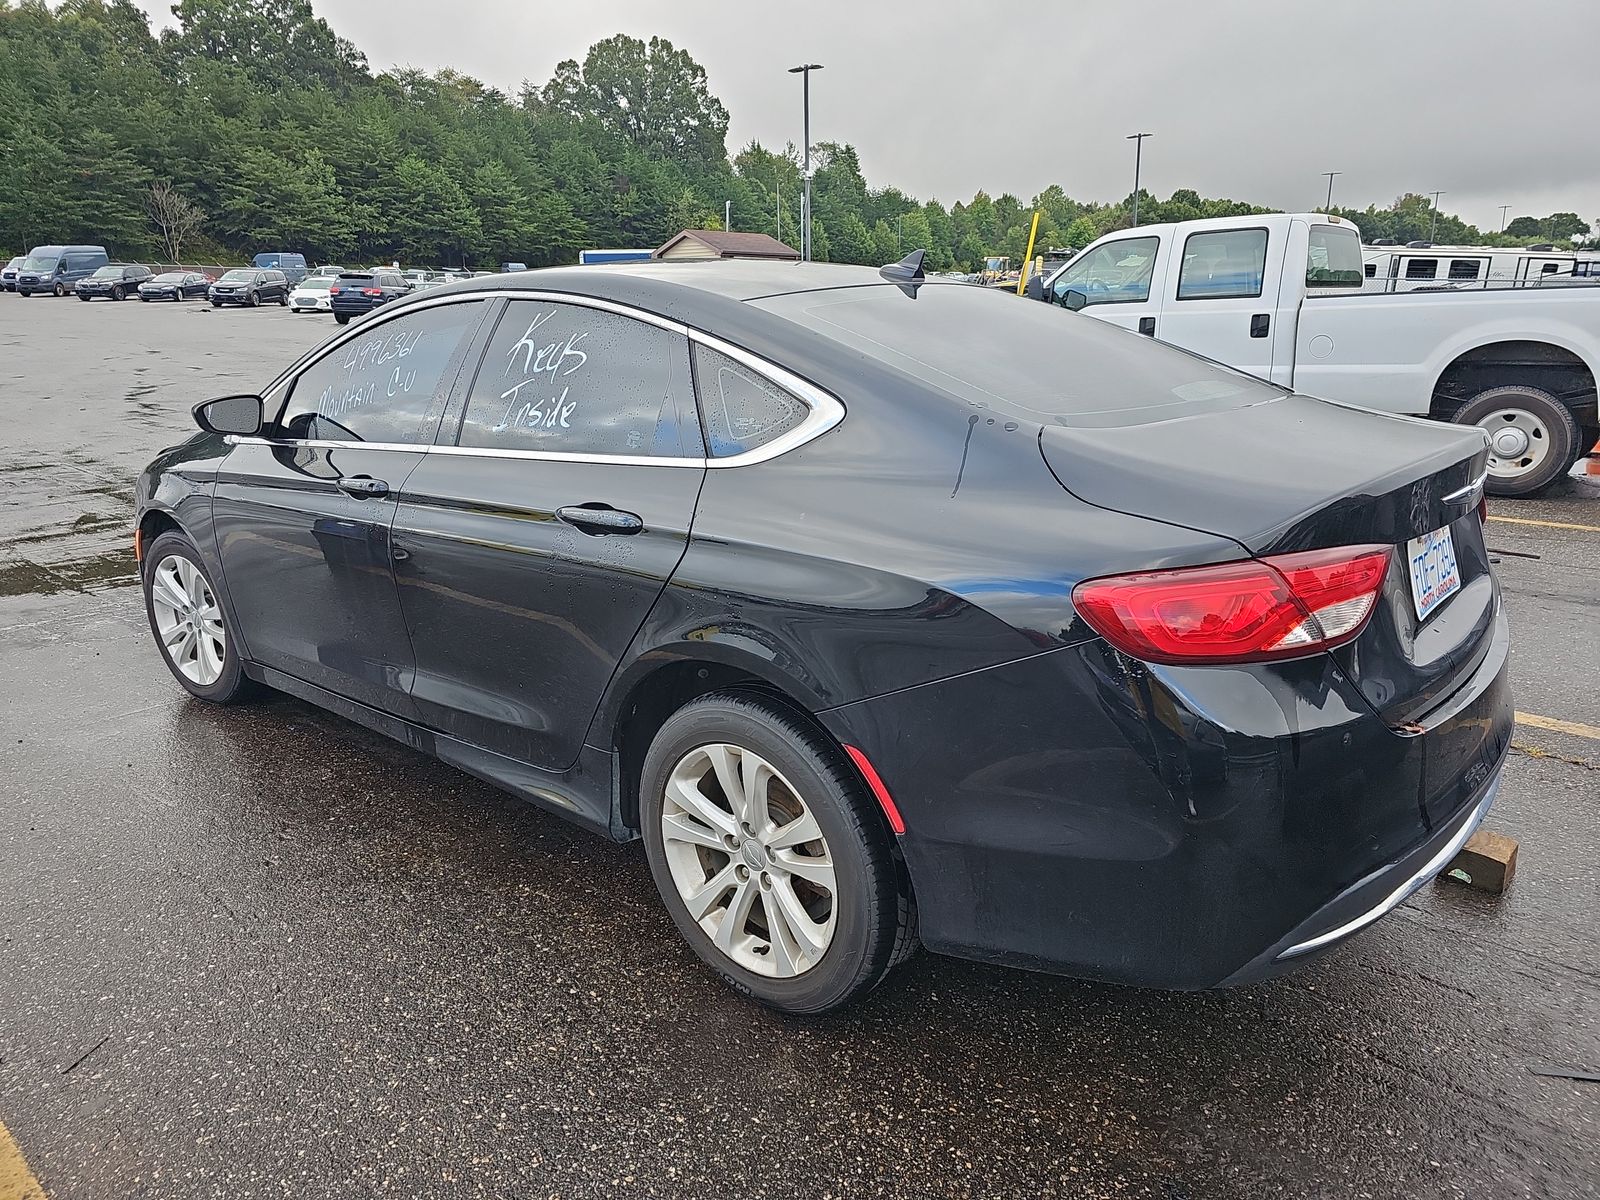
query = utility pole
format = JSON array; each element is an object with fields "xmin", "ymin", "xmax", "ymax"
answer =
[
  {"xmin": 1427, "ymin": 190, "xmax": 1445, "ymax": 243},
  {"xmin": 1498, "ymin": 204, "xmax": 1511, "ymax": 233},
  {"xmin": 1322, "ymin": 171, "xmax": 1341, "ymax": 212},
  {"xmin": 788, "ymin": 64, "xmax": 824, "ymax": 260},
  {"xmin": 1126, "ymin": 133, "xmax": 1153, "ymax": 226},
  {"xmin": 724, "ymin": 200, "xmax": 731, "ymax": 232}
]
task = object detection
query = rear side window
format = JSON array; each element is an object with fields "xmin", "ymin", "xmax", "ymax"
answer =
[
  {"xmin": 1176, "ymin": 229, "xmax": 1267, "ymax": 299},
  {"xmin": 1364, "ymin": 263, "xmax": 1377, "ymax": 278},
  {"xmin": 692, "ymin": 344, "xmax": 810, "ymax": 457},
  {"xmin": 1448, "ymin": 259, "xmax": 1482, "ymax": 280},
  {"xmin": 1405, "ymin": 258, "xmax": 1438, "ymax": 280},
  {"xmin": 1305, "ymin": 225, "xmax": 1364, "ymax": 287},
  {"xmin": 279, "ymin": 301, "xmax": 486, "ymax": 444},
  {"xmin": 457, "ymin": 300, "xmax": 703, "ymax": 458}
]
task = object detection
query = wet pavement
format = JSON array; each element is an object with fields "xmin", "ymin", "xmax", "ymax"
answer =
[{"xmin": 0, "ymin": 294, "xmax": 1597, "ymax": 1199}]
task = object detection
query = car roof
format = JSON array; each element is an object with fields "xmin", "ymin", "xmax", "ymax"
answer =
[{"xmin": 438, "ymin": 259, "xmax": 906, "ymax": 304}]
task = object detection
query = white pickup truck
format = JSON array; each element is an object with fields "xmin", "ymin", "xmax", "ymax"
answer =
[{"xmin": 1038, "ymin": 213, "xmax": 1600, "ymax": 496}]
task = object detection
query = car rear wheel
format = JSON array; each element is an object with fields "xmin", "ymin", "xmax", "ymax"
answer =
[
  {"xmin": 640, "ymin": 693, "xmax": 915, "ymax": 1014},
  {"xmin": 335, "ymin": 313, "xmax": 350, "ymax": 325},
  {"xmin": 278, "ymin": 293, "xmax": 289, "ymax": 306},
  {"xmin": 142, "ymin": 532, "xmax": 257, "ymax": 704},
  {"xmin": 1453, "ymin": 385, "xmax": 1579, "ymax": 498}
]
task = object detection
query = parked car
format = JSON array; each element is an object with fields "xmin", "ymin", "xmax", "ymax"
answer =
[
  {"xmin": 15, "ymin": 245, "xmax": 108, "ymax": 296},
  {"xmin": 251, "ymin": 252, "xmax": 308, "ymax": 286},
  {"xmin": 209, "ymin": 269, "xmax": 289, "ymax": 307},
  {"xmin": 2, "ymin": 256, "xmax": 22, "ymax": 291},
  {"xmin": 75, "ymin": 263, "xmax": 153, "ymax": 301},
  {"xmin": 1042, "ymin": 213, "xmax": 1600, "ymax": 497},
  {"xmin": 135, "ymin": 263, "xmax": 1510, "ymax": 1015},
  {"xmin": 139, "ymin": 271, "xmax": 212, "ymax": 301},
  {"xmin": 328, "ymin": 269, "xmax": 410, "ymax": 324},
  {"xmin": 305, "ymin": 265, "xmax": 345, "ymax": 280},
  {"xmin": 400, "ymin": 269, "xmax": 434, "ymax": 289},
  {"xmin": 288, "ymin": 277, "xmax": 336, "ymax": 312}
]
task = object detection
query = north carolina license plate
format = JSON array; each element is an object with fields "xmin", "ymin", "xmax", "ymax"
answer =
[{"xmin": 1407, "ymin": 525, "xmax": 1461, "ymax": 622}]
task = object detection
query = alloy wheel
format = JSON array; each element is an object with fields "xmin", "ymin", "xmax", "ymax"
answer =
[
  {"xmin": 149, "ymin": 554, "xmax": 227, "ymax": 686},
  {"xmin": 1478, "ymin": 407, "xmax": 1550, "ymax": 482},
  {"xmin": 660, "ymin": 742, "xmax": 837, "ymax": 978}
]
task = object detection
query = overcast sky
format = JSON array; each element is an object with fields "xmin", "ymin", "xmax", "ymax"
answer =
[{"xmin": 132, "ymin": 0, "xmax": 1599, "ymax": 232}]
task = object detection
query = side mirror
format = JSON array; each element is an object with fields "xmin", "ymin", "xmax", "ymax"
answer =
[
  {"xmin": 1062, "ymin": 289, "xmax": 1089, "ymax": 312},
  {"xmin": 194, "ymin": 394, "xmax": 263, "ymax": 437},
  {"xmin": 1023, "ymin": 274, "xmax": 1044, "ymax": 301}
]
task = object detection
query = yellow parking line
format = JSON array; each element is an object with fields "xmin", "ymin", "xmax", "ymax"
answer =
[
  {"xmin": 1516, "ymin": 711, "xmax": 1600, "ymax": 741},
  {"xmin": 0, "ymin": 1121, "xmax": 45, "ymax": 1200},
  {"xmin": 1488, "ymin": 515, "xmax": 1600, "ymax": 533}
]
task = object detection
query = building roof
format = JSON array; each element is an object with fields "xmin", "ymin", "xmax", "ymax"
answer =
[{"xmin": 654, "ymin": 229, "xmax": 800, "ymax": 260}]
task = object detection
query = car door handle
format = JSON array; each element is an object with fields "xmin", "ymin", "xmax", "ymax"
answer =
[
  {"xmin": 556, "ymin": 504, "xmax": 643, "ymax": 535},
  {"xmin": 336, "ymin": 476, "xmax": 390, "ymax": 498},
  {"xmin": 1250, "ymin": 313, "xmax": 1270, "ymax": 338},
  {"xmin": 1138, "ymin": 316, "xmax": 1156, "ymax": 336}
]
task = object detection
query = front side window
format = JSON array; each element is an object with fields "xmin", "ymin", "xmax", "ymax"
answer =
[
  {"xmin": 278, "ymin": 301, "xmax": 486, "ymax": 444},
  {"xmin": 1176, "ymin": 229, "xmax": 1268, "ymax": 299},
  {"xmin": 1052, "ymin": 236, "xmax": 1160, "ymax": 305},
  {"xmin": 1405, "ymin": 259, "xmax": 1438, "ymax": 280},
  {"xmin": 457, "ymin": 300, "xmax": 702, "ymax": 458},
  {"xmin": 1305, "ymin": 225, "xmax": 1364, "ymax": 287},
  {"xmin": 692, "ymin": 344, "xmax": 811, "ymax": 457}
]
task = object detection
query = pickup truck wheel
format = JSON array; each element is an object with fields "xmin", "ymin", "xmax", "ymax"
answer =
[{"xmin": 1452, "ymin": 385, "xmax": 1579, "ymax": 498}]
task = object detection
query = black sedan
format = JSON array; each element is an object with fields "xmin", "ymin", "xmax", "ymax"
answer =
[
  {"xmin": 209, "ymin": 269, "xmax": 289, "ymax": 307},
  {"xmin": 139, "ymin": 270, "xmax": 212, "ymax": 301},
  {"xmin": 75, "ymin": 263, "xmax": 152, "ymax": 300},
  {"xmin": 328, "ymin": 269, "xmax": 411, "ymax": 324},
  {"xmin": 134, "ymin": 260, "xmax": 1511, "ymax": 1014}
]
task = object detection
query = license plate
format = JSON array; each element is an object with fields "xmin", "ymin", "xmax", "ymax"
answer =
[{"xmin": 1407, "ymin": 525, "xmax": 1461, "ymax": 622}]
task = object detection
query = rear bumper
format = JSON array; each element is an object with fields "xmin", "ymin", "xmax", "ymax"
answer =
[{"xmin": 818, "ymin": 607, "xmax": 1512, "ymax": 989}]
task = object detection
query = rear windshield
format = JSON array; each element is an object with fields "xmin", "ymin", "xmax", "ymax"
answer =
[
  {"xmin": 1306, "ymin": 224, "xmax": 1364, "ymax": 288},
  {"xmin": 337, "ymin": 273, "xmax": 374, "ymax": 282},
  {"xmin": 754, "ymin": 282, "xmax": 1282, "ymax": 429}
]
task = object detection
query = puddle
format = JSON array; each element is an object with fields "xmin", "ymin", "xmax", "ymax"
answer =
[{"xmin": 0, "ymin": 550, "xmax": 138, "ymax": 596}]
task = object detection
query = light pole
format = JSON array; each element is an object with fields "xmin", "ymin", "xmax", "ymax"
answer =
[
  {"xmin": 1498, "ymin": 204, "xmax": 1511, "ymax": 233},
  {"xmin": 1126, "ymin": 132, "xmax": 1152, "ymax": 226},
  {"xmin": 1427, "ymin": 190, "xmax": 1445, "ymax": 243},
  {"xmin": 788, "ymin": 63, "xmax": 824, "ymax": 260},
  {"xmin": 725, "ymin": 199, "xmax": 731, "ymax": 232},
  {"xmin": 1322, "ymin": 171, "xmax": 1341, "ymax": 212}
]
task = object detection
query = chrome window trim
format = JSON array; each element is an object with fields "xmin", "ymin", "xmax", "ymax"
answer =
[{"xmin": 250, "ymin": 288, "xmax": 845, "ymax": 470}]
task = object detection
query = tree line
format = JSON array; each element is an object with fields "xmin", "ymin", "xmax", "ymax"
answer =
[{"xmin": 1, "ymin": 0, "xmax": 1592, "ymax": 271}]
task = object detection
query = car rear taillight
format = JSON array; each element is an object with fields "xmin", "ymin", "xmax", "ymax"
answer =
[
  {"xmin": 362, "ymin": 287, "xmax": 382, "ymax": 296},
  {"xmin": 1478, "ymin": 495, "xmax": 1488, "ymax": 524},
  {"xmin": 1072, "ymin": 545, "xmax": 1391, "ymax": 665},
  {"xmin": 329, "ymin": 285, "xmax": 341, "ymax": 294}
]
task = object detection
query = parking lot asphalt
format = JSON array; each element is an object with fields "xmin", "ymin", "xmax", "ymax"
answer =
[{"xmin": 0, "ymin": 294, "xmax": 1596, "ymax": 1199}]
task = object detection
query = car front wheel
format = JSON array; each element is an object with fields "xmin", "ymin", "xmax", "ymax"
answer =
[
  {"xmin": 142, "ymin": 532, "xmax": 256, "ymax": 704},
  {"xmin": 111, "ymin": 285, "xmax": 126, "ymax": 301},
  {"xmin": 640, "ymin": 693, "xmax": 915, "ymax": 1014},
  {"xmin": 53, "ymin": 282, "xmax": 65, "ymax": 297}
]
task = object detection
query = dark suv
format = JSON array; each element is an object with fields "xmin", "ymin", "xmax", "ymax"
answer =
[
  {"xmin": 329, "ymin": 270, "xmax": 411, "ymax": 324},
  {"xmin": 76, "ymin": 263, "xmax": 153, "ymax": 301},
  {"xmin": 209, "ymin": 269, "xmax": 289, "ymax": 308}
]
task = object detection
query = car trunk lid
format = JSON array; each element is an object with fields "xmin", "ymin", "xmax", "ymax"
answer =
[{"xmin": 1039, "ymin": 394, "xmax": 1496, "ymax": 743}]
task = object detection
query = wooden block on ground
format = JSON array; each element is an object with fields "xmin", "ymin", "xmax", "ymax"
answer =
[{"xmin": 1442, "ymin": 829, "xmax": 1518, "ymax": 894}]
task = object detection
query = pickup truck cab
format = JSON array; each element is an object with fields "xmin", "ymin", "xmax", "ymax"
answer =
[{"xmin": 1044, "ymin": 214, "xmax": 1600, "ymax": 496}]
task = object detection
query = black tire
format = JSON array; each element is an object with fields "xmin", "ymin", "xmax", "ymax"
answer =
[
  {"xmin": 278, "ymin": 292, "xmax": 289, "ymax": 306},
  {"xmin": 639, "ymin": 692, "xmax": 915, "ymax": 1015},
  {"xmin": 77, "ymin": 294, "xmax": 91, "ymax": 302},
  {"xmin": 141, "ymin": 532, "xmax": 258, "ymax": 705},
  {"xmin": 53, "ymin": 282, "xmax": 65, "ymax": 297},
  {"xmin": 246, "ymin": 290, "xmax": 258, "ymax": 307},
  {"xmin": 139, "ymin": 295, "xmax": 150, "ymax": 302},
  {"xmin": 210, "ymin": 300, "xmax": 222, "ymax": 307},
  {"xmin": 111, "ymin": 285, "xmax": 125, "ymax": 301},
  {"xmin": 1452, "ymin": 385, "xmax": 1580, "ymax": 498},
  {"xmin": 334, "ymin": 312, "xmax": 351, "ymax": 325}
]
